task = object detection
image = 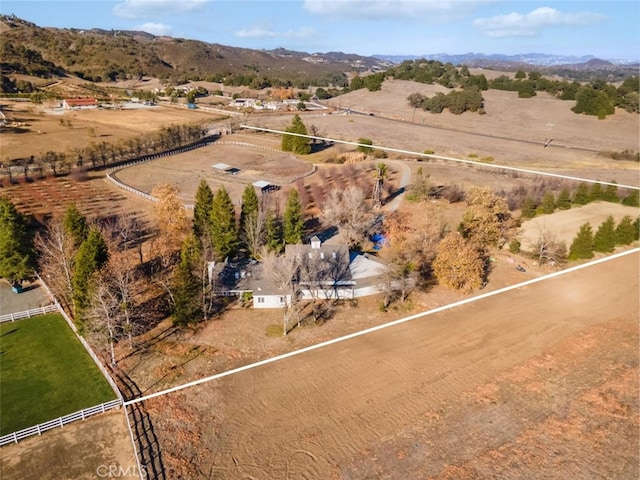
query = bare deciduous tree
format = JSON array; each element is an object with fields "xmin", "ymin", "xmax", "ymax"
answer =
[
  {"xmin": 35, "ymin": 217, "xmax": 77, "ymax": 312},
  {"xmin": 261, "ymin": 249, "xmax": 301, "ymax": 335},
  {"xmin": 531, "ymin": 226, "xmax": 567, "ymax": 266},
  {"xmin": 322, "ymin": 185, "xmax": 375, "ymax": 247}
]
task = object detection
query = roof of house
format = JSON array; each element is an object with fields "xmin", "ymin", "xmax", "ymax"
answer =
[{"xmin": 64, "ymin": 98, "xmax": 97, "ymax": 106}]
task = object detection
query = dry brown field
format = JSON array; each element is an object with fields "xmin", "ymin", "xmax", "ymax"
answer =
[
  {"xmin": 135, "ymin": 251, "xmax": 639, "ymax": 479},
  {"xmin": 0, "ymin": 100, "xmax": 230, "ymax": 164},
  {"xmin": 0, "ymin": 410, "xmax": 139, "ymax": 480},
  {"xmin": 519, "ymin": 201, "xmax": 640, "ymax": 251},
  {"xmin": 1, "ymin": 78, "xmax": 638, "ymax": 479}
]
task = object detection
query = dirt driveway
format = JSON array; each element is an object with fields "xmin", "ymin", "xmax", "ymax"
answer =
[{"xmin": 142, "ymin": 251, "xmax": 639, "ymax": 479}]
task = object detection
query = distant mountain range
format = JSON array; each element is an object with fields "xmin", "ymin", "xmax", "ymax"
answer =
[
  {"xmin": 374, "ymin": 52, "xmax": 637, "ymax": 68},
  {"xmin": 1, "ymin": 13, "xmax": 636, "ymax": 93}
]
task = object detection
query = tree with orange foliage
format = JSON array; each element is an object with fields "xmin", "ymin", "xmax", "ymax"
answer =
[{"xmin": 432, "ymin": 232, "xmax": 484, "ymax": 293}]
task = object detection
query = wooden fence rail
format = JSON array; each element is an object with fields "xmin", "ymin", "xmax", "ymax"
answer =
[
  {"xmin": 0, "ymin": 304, "xmax": 58, "ymax": 323},
  {"xmin": 0, "ymin": 399, "xmax": 122, "ymax": 447}
]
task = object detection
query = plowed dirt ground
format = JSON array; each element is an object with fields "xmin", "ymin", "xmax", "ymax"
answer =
[{"xmin": 143, "ymin": 252, "xmax": 638, "ymax": 479}]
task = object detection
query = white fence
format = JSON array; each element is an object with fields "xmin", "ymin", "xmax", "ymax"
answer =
[
  {"xmin": 0, "ymin": 304, "xmax": 58, "ymax": 323},
  {"xmin": 53, "ymin": 303, "xmax": 123, "ymax": 403},
  {"xmin": 0, "ymin": 399, "xmax": 122, "ymax": 446},
  {"xmin": 0, "ymin": 291, "xmax": 125, "ymax": 447}
]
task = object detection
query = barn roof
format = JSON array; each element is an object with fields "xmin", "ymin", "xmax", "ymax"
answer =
[{"xmin": 64, "ymin": 98, "xmax": 97, "ymax": 106}]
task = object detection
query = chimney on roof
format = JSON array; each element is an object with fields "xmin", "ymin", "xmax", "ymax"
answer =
[{"xmin": 310, "ymin": 235, "xmax": 321, "ymax": 249}]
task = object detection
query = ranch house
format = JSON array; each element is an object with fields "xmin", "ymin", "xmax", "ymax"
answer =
[{"xmin": 210, "ymin": 236, "xmax": 388, "ymax": 309}]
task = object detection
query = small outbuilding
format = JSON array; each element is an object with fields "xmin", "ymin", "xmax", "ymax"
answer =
[
  {"xmin": 62, "ymin": 98, "xmax": 98, "ymax": 110},
  {"xmin": 212, "ymin": 163, "xmax": 240, "ymax": 175},
  {"xmin": 252, "ymin": 180, "xmax": 279, "ymax": 194}
]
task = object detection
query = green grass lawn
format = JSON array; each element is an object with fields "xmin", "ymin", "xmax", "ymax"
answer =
[{"xmin": 0, "ymin": 313, "xmax": 116, "ymax": 435}]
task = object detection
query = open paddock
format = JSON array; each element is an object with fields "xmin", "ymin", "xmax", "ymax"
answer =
[{"xmin": 111, "ymin": 137, "xmax": 400, "ymax": 210}]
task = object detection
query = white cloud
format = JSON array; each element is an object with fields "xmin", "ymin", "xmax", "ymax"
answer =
[
  {"xmin": 113, "ymin": 0, "xmax": 209, "ymax": 19},
  {"xmin": 303, "ymin": 0, "xmax": 492, "ymax": 21},
  {"xmin": 135, "ymin": 22, "xmax": 173, "ymax": 36},
  {"xmin": 235, "ymin": 25, "xmax": 315, "ymax": 40},
  {"xmin": 473, "ymin": 6, "xmax": 606, "ymax": 38}
]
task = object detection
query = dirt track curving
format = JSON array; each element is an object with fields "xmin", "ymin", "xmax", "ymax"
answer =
[{"xmin": 145, "ymin": 251, "xmax": 639, "ymax": 479}]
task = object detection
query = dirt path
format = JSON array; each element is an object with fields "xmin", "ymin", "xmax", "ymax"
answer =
[{"xmin": 145, "ymin": 252, "xmax": 639, "ymax": 479}]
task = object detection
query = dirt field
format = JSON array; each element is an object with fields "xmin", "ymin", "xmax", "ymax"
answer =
[
  {"xmin": 0, "ymin": 410, "xmax": 140, "ymax": 480},
  {"xmin": 141, "ymin": 251, "xmax": 639, "ymax": 479},
  {"xmin": 519, "ymin": 201, "xmax": 640, "ymax": 251},
  {"xmin": 0, "ymin": 100, "xmax": 229, "ymax": 164}
]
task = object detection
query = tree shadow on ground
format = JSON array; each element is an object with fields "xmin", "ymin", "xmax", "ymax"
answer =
[{"xmin": 115, "ymin": 370, "xmax": 166, "ymax": 480}]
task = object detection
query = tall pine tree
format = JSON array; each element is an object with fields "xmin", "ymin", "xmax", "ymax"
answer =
[
  {"xmin": 573, "ymin": 182, "xmax": 590, "ymax": 205},
  {"xmin": 593, "ymin": 216, "xmax": 616, "ymax": 253},
  {"xmin": 601, "ymin": 181, "xmax": 619, "ymax": 203},
  {"xmin": 265, "ymin": 208, "xmax": 283, "ymax": 253},
  {"xmin": 64, "ymin": 203, "xmax": 88, "ymax": 247},
  {"xmin": 210, "ymin": 186, "xmax": 238, "ymax": 261},
  {"xmin": 589, "ymin": 182, "xmax": 602, "ymax": 202},
  {"xmin": 73, "ymin": 227, "xmax": 109, "ymax": 318},
  {"xmin": 239, "ymin": 185, "xmax": 259, "ymax": 248},
  {"xmin": 283, "ymin": 188, "xmax": 304, "ymax": 245},
  {"xmin": 172, "ymin": 234, "xmax": 202, "ymax": 325},
  {"xmin": 568, "ymin": 223, "xmax": 594, "ymax": 260},
  {"xmin": 193, "ymin": 179, "xmax": 213, "ymax": 240},
  {"xmin": 281, "ymin": 114, "xmax": 311, "ymax": 155},
  {"xmin": 556, "ymin": 187, "xmax": 572, "ymax": 210},
  {"xmin": 615, "ymin": 216, "xmax": 636, "ymax": 245},
  {"xmin": 0, "ymin": 197, "xmax": 35, "ymax": 282}
]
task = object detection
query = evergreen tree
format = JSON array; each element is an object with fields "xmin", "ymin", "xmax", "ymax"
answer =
[
  {"xmin": 0, "ymin": 197, "xmax": 35, "ymax": 282},
  {"xmin": 622, "ymin": 189, "xmax": 639, "ymax": 207},
  {"xmin": 573, "ymin": 182, "xmax": 590, "ymax": 205},
  {"xmin": 239, "ymin": 185, "xmax": 259, "ymax": 246},
  {"xmin": 541, "ymin": 191, "xmax": 556, "ymax": 214},
  {"xmin": 64, "ymin": 203, "xmax": 88, "ymax": 247},
  {"xmin": 615, "ymin": 215, "xmax": 636, "ymax": 245},
  {"xmin": 264, "ymin": 208, "xmax": 283, "ymax": 253},
  {"xmin": 283, "ymin": 188, "xmax": 304, "ymax": 245},
  {"xmin": 281, "ymin": 114, "xmax": 311, "ymax": 155},
  {"xmin": 556, "ymin": 188, "xmax": 572, "ymax": 210},
  {"xmin": 193, "ymin": 179, "xmax": 213, "ymax": 239},
  {"xmin": 520, "ymin": 196, "xmax": 537, "ymax": 219},
  {"xmin": 589, "ymin": 182, "xmax": 602, "ymax": 202},
  {"xmin": 634, "ymin": 216, "xmax": 640, "ymax": 240},
  {"xmin": 602, "ymin": 181, "xmax": 619, "ymax": 203},
  {"xmin": 568, "ymin": 223, "xmax": 594, "ymax": 260},
  {"xmin": 593, "ymin": 216, "xmax": 616, "ymax": 253},
  {"xmin": 210, "ymin": 187, "xmax": 237, "ymax": 261},
  {"xmin": 572, "ymin": 86, "xmax": 615, "ymax": 119},
  {"xmin": 73, "ymin": 227, "xmax": 109, "ymax": 318},
  {"xmin": 172, "ymin": 234, "xmax": 202, "ymax": 325}
]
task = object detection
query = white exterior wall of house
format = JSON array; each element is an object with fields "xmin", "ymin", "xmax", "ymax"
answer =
[{"xmin": 253, "ymin": 294, "xmax": 289, "ymax": 309}]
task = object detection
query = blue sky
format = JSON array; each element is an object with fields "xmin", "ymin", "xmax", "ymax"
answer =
[{"xmin": 2, "ymin": 1, "xmax": 638, "ymax": 61}]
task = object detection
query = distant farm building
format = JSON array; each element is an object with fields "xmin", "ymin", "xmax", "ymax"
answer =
[
  {"xmin": 253, "ymin": 180, "xmax": 280, "ymax": 194},
  {"xmin": 62, "ymin": 98, "xmax": 98, "ymax": 110},
  {"xmin": 212, "ymin": 163, "xmax": 240, "ymax": 175}
]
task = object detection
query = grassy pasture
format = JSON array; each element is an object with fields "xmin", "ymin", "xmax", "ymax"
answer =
[{"xmin": 0, "ymin": 313, "xmax": 115, "ymax": 435}]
